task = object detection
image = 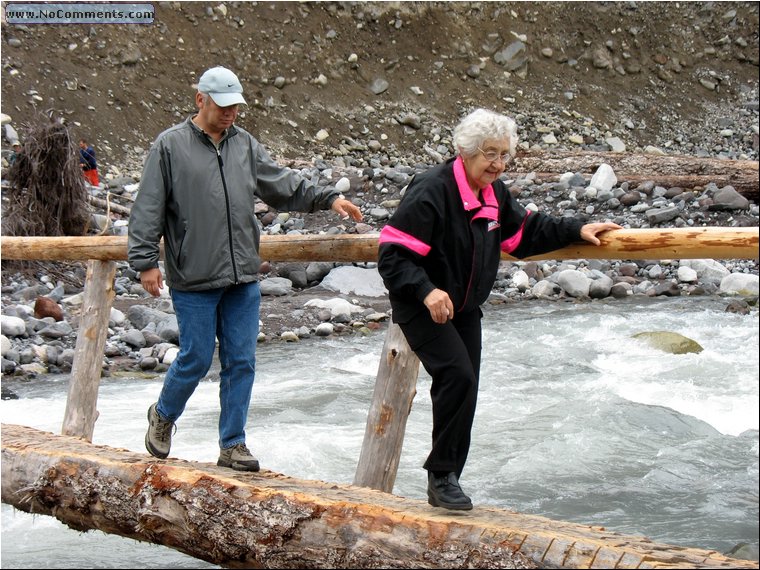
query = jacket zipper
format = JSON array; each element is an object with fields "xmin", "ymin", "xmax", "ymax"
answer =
[
  {"xmin": 459, "ymin": 218, "xmax": 478, "ymax": 312},
  {"xmin": 216, "ymin": 145, "xmax": 239, "ymax": 284}
]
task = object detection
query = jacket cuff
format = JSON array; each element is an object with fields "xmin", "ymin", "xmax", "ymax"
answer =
[
  {"xmin": 415, "ymin": 281, "xmax": 437, "ymax": 304},
  {"xmin": 570, "ymin": 219, "xmax": 585, "ymax": 241},
  {"xmin": 325, "ymin": 191, "xmax": 343, "ymax": 209}
]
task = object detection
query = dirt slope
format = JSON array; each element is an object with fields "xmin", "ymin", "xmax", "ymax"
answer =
[{"xmin": 1, "ymin": 1, "xmax": 758, "ymax": 172}]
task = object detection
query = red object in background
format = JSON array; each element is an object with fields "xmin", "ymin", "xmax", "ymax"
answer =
[{"xmin": 83, "ymin": 168, "xmax": 99, "ymax": 186}]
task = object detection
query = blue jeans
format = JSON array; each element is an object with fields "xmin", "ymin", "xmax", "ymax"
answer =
[{"xmin": 155, "ymin": 281, "xmax": 261, "ymax": 449}]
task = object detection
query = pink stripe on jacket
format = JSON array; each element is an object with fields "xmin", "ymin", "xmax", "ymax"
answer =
[{"xmin": 379, "ymin": 225, "xmax": 432, "ymax": 256}]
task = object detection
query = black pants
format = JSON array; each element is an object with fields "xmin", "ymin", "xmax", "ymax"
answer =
[{"xmin": 398, "ymin": 308, "xmax": 482, "ymax": 478}]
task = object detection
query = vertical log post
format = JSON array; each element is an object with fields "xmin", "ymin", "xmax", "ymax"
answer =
[
  {"xmin": 354, "ymin": 321, "xmax": 421, "ymax": 492},
  {"xmin": 61, "ymin": 259, "xmax": 116, "ymax": 441}
]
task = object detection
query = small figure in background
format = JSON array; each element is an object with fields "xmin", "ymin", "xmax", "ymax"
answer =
[
  {"xmin": 79, "ymin": 138, "xmax": 99, "ymax": 187},
  {"xmin": 8, "ymin": 141, "xmax": 22, "ymax": 166}
]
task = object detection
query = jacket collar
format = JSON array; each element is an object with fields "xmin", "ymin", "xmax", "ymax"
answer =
[
  {"xmin": 453, "ymin": 156, "xmax": 499, "ymax": 221},
  {"xmin": 186, "ymin": 115, "xmax": 239, "ymax": 145}
]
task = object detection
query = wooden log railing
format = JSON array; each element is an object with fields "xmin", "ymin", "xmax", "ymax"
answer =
[
  {"xmin": 1, "ymin": 230, "xmax": 758, "ymax": 568},
  {"xmin": 2, "ymin": 227, "xmax": 759, "ymax": 263}
]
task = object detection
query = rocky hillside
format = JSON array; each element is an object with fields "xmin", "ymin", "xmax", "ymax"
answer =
[
  {"xmin": 2, "ymin": 2, "xmax": 759, "ymax": 382},
  {"xmin": 2, "ymin": 1, "xmax": 758, "ymax": 176}
]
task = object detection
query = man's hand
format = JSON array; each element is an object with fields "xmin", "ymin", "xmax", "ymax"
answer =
[
  {"xmin": 331, "ymin": 197, "xmax": 363, "ymax": 221},
  {"xmin": 424, "ymin": 288, "xmax": 454, "ymax": 324},
  {"xmin": 140, "ymin": 267, "xmax": 164, "ymax": 297}
]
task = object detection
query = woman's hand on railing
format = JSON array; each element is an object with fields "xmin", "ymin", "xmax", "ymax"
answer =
[{"xmin": 579, "ymin": 222, "xmax": 623, "ymax": 246}]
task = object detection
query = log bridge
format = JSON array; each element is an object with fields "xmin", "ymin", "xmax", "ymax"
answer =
[
  {"xmin": 3, "ymin": 424, "xmax": 756, "ymax": 569},
  {"xmin": 2, "ymin": 229, "xmax": 759, "ymax": 569}
]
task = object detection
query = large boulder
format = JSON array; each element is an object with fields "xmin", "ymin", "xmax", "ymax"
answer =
[{"xmin": 719, "ymin": 273, "xmax": 759, "ymax": 296}]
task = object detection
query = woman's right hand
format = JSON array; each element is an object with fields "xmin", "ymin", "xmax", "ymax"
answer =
[{"xmin": 424, "ymin": 288, "xmax": 454, "ymax": 324}]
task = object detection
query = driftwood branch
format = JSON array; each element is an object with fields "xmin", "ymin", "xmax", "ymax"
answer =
[
  {"xmin": 2, "ymin": 424, "xmax": 755, "ymax": 569},
  {"xmin": 513, "ymin": 151, "xmax": 759, "ymax": 201},
  {"xmin": 87, "ymin": 194, "xmax": 131, "ymax": 216}
]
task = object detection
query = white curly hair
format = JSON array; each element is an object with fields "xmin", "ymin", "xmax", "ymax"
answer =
[{"xmin": 452, "ymin": 108, "xmax": 518, "ymax": 158}]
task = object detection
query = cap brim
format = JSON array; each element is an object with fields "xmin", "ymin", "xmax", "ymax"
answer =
[{"xmin": 209, "ymin": 92, "xmax": 247, "ymax": 107}]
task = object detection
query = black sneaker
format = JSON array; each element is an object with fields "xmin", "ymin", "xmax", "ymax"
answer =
[
  {"xmin": 217, "ymin": 443, "xmax": 260, "ymax": 472},
  {"xmin": 427, "ymin": 472, "xmax": 473, "ymax": 510},
  {"xmin": 145, "ymin": 403, "xmax": 175, "ymax": 459}
]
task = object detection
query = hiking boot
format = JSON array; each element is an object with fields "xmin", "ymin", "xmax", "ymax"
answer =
[
  {"xmin": 427, "ymin": 472, "xmax": 473, "ymax": 511},
  {"xmin": 145, "ymin": 403, "xmax": 175, "ymax": 459},
  {"xmin": 217, "ymin": 443, "xmax": 260, "ymax": 472}
]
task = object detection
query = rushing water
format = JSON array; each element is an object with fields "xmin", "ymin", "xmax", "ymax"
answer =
[{"xmin": 2, "ymin": 296, "xmax": 758, "ymax": 568}]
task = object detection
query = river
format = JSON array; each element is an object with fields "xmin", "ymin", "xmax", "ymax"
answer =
[{"xmin": 2, "ymin": 296, "xmax": 758, "ymax": 567}]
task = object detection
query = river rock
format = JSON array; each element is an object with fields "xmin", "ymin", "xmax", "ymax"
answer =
[
  {"xmin": 589, "ymin": 163, "xmax": 617, "ymax": 192},
  {"xmin": 680, "ymin": 259, "xmax": 731, "ymax": 286},
  {"xmin": 589, "ymin": 272, "xmax": 614, "ymax": 298},
  {"xmin": 34, "ymin": 296, "xmax": 63, "ymax": 322},
  {"xmin": 709, "ymin": 186, "xmax": 750, "ymax": 211},
  {"xmin": 677, "ymin": 266, "xmax": 699, "ymax": 283},
  {"xmin": 260, "ymin": 277, "xmax": 293, "ymax": 296},
  {"xmin": 320, "ymin": 266, "xmax": 387, "ymax": 297},
  {"xmin": 163, "ymin": 346, "xmax": 179, "ymax": 365},
  {"xmin": 532, "ymin": 280, "xmax": 562, "ymax": 298},
  {"xmin": 724, "ymin": 300, "xmax": 751, "ymax": 315},
  {"xmin": 1, "ymin": 335, "xmax": 11, "ymax": 357},
  {"xmin": 306, "ymin": 262, "xmax": 335, "ymax": 283},
  {"xmin": 632, "ymin": 331, "xmax": 704, "ymax": 354},
  {"xmin": 1, "ymin": 315, "xmax": 26, "ymax": 337},
  {"xmin": 304, "ymin": 298, "xmax": 365, "ymax": 319},
  {"xmin": 719, "ymin": 273, "xmax": 759, "ymax": 296},
  {"xmin": 127, "ymin": 305, "xmax": 173, "ymax": 330},
  {"xmin": 556, "ymin": 269, "xmax": 591, "ymax": 298},
  {"xmin": 512, "ymin": 270, "xmax": 530, "ymax": 291},
  {"xmin": 315, "ymin": 322, "xmax": 334, "ymax": 337}
]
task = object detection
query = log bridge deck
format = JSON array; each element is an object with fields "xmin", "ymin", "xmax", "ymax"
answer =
[{"xmin": 2, "ymin": 424, "xmax": 754, "ymax": 569}]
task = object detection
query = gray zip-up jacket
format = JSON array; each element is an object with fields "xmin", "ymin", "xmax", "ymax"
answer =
[{"xmin": 128, "ymin": 117, "xmax": 339, "ymax": 291}]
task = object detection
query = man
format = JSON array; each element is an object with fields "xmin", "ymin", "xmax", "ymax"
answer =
[
  {"xmin": 79, "ymin": 138, "xmax": 99, "ymax": 186},
  {"xmin": 128, "ymin": 66, "xmax": 362, "ymax": 471},
  {"xmin": 8, "ymin": 141, "xmax": 21, "ymax": 165}
]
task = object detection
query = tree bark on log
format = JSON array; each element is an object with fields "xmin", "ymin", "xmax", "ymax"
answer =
[
  {"xmin": 513, "ymin": 151, "xmax": 759, "ymax": 201},
  {"xmin": 2, "ymin": 424, "xmax": 755, "ymax": 570},
  {"xmin": 1, "ymin": 228, "xmax": 758, "ymax": 263}
]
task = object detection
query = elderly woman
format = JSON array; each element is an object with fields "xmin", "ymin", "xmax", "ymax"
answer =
[{"xmin": 377, "ymin": 108, "xmax": 621, "ymax": 510}]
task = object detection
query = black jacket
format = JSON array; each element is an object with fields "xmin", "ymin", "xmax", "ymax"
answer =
[{"xmin": 377, "ymin": 157, "xmax": 584, "ymax": 322}]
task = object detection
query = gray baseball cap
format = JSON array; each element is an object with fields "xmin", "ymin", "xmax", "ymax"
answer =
[{"xmin": 197, "ymin": 66, "xmax": 246, "ymax": 107}]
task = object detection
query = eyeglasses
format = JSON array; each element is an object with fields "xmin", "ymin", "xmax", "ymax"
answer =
[{"xmin": 477, "ymin": 148, "xmax": 513, "ymax": 164}]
